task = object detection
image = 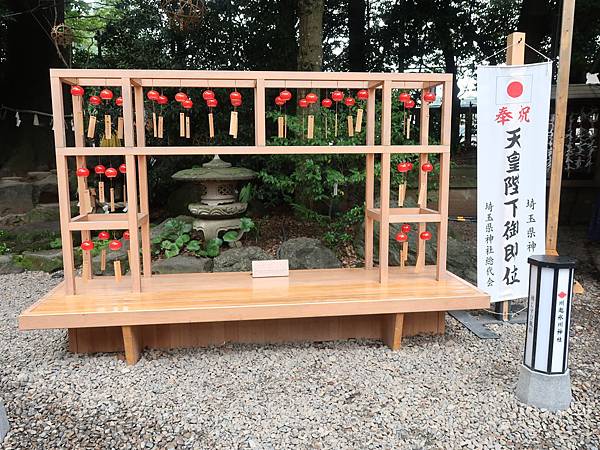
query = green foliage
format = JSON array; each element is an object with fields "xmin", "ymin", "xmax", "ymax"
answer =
[
  {"xmin": 221, "ymin": 218, "xmax": 255, "ymax": 244},
  {"xmin": 0, "ymin": 230, "xmax": 8, "ymax": 255},
  {"xmin": 239, "ymin": 184, "xmax": 254, "ymax": 204},
  {"xmin": 151, "ymin": 219, "xmax": 198, "ymax": 258},
  {"xmin": 322, "ymin": 205, "xmax": 364, "ymax": 248},
  {"xmin": 49, "ymin": 238, "xmax": 63, "ymax": 249}
]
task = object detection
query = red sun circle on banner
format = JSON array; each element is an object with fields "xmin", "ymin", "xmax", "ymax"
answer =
[{"xmin": 507, "ymin": 80, "xmax": 523, "ymax": 98}]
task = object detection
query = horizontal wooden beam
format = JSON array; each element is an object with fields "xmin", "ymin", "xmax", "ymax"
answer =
[{"xmin": 367, "ymin": 207, "xmax": 441, "ymax": 223}]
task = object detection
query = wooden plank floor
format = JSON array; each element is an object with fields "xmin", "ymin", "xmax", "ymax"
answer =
[{"xmin": 19, "ymin": 267, "xmax": 489, "ymax": 330}]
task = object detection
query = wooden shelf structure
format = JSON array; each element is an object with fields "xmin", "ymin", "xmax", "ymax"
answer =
[{"xmin": 19, "ymin": 69, "xmax": 489, "ymax": 364}]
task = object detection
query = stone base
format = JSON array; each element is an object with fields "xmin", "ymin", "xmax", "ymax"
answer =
[
  {"xmin": 0, "ymin": 400, "xmax": 9, "ymax": 442},
  {"xmin": 193, "ymin": 217, "xmax": 244, "ymax": 242},
  {"xmin": 516, "ymin": 364, "xmax": 572, "ymax": 411}
]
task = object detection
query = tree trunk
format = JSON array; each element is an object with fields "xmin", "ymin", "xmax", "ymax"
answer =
[
  {"xmin": 443, "ymin": 48, "xmax": 461, "ymax": 153},
  {"xmin": 275, "ymin": 0, "xmax": 299, "ymax": 70},
  {"xmin": 297, "ymin": 0, "xmax": 325, "ymax": 71},
  {"xmin": 348, "ymin": 0, "xmax": 367, "ymax": 72}
]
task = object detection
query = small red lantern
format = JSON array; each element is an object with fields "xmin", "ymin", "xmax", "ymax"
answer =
[
  {"xmin": 405, "ymin": 99, "xmax": 416, "ymax": 109},
  {"xmin": 406, "ymin": 162, "xmax": 413, "ymax": 171},
  {"xmin": 279, "ymin": 90, "xmax": 292, "ymax": 102},
  {"xmin": 98, "ymin": 231, "xmax": 110, "ymax": 241},
  {"xmin": 306, "ymin": 92, "xmax": 318, "ymax": 104},
  {"xmin": 420, "ymin": 231, "xmax": 432, "ymax": 241},
  {"xmin": 157, "ymin": 95, "xmax": 168, "ymax": 105},
  {"xmin": 331, "ymin": 90, "xmax": 344, "ymax": 102},
  {"xmin": 401, "ymin": 224, "xmax": 411, "ymax": 233},
  {"xmin": 231, "ymin": 98, "xmax": 242, "ymax": 107},
  {"xmin": 123, "ymin": 230, "xmax": 130, "ymax": 240},
  {"xmin": 119, "ymin": 163, "xmax": 126, "ymax": 174},
  {"xmin": 109, "ymin": 239, "xmax": 122, "ymax": 251},
  {"xmin": 202, "ymin": 90, "xmax": 215, "ymax": 101},
  {"xmin": 70, "ymin": 85, "xmax": 84, "ymax": 96},
  {"xmin": 94, "ymin": 164, "xmax": 106, "ymax": 175},
  {"xmin": 175, "ymin": 92, "xmax": 188, "ymax": 102},
  {"xmin": 206, "ymin": 98, "xmax": 218, "ymax": 108},
  {"xmin": 321, "ymin": 98, "xmax": 332, "ymax": 108},
  {"xmin": 80, "ymin": 240, "xmax": 94, "ymax": 251},
  {"xmin": 100, "ymin": 89, "xmax": 113, "ymax": 100},
  {"xmin": 357, "ymin": 89, "xmax": 369, "ymax": 100},
  {"xmin": 182, "ymin": 99, "xmax": 193, "ymax": 109},
  {"xmin": 275, "ymin": 96, "xmax": 285, "ymax": 106},
  {"xmin": 397, "ymin": 162, "xmax": 409, "ymax": 173},
  {"xmin": 115, "ymin": 97, "xmax": 124, "ymax": 107},
  {"xmin": 147, "ymin": 90, "xmax": 159, "ymax": 101},
  {"xmin": 76, "ymin": 167, "xmax": 90, "ymax": 177},
  {"xmin": 344, "ymin": 97, "xmax": 356, "ymax": 107},
  {"xmin": 89, "ymin": 95, "xmax": 101, "ymax": 106},
  {"xmin": 395, "ymin": 232, "xmax": 408, "ymax": 242},
  {"xmin": 423, "ymin": 91, "xmax": 436, "ymax": 102},
  {"xmin": 422, "ymin": 162, "xmax": 434, "ymax": 172},
  {"xmin": 230, "ymin": 91, "xmax": 242, "ymax": 102},
  {"xmin": 298, "ymin": 98, "xmax": 308, "ymax": 108},
  {"xmin": 105, "ymin": 167, "xmax": 118, "ymax": 178},
  {"xmin": 399, "ymin": 92, "xmax": 411, "ymax": 103}
]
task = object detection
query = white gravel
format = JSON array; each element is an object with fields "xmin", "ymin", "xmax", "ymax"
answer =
[{"xmin": 1, "ymin": 228, "xmax": 599, "ymax": 449}]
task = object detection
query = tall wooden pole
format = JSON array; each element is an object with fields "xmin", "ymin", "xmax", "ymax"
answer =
[{"xmin": 546, "ymin": 0, "xmax": 576, "ymax": 256}]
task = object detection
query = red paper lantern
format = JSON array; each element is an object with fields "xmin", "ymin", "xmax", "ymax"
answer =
[
  {"xmin": 395, "ymin": 232, "xmax": 408, "ymax": 242},
  {"xmin": 175, "ymin": 92, "xmax": 188, "ymax": 102},
  {"xmin": 119, "ymin": 163, "xmax": 127, "ymax": 174},
  {"xmin": 109, "ymin": 239, "xmax": 122, "ymax": 251},
  {"xmin": 401, "ymin": 224, "xmax": 411, "ymax": 233},
  {"xmin": 231, "ymin": 98, "xmax": 242, "ymax": 107},
  {"xmin": 399, "ymin": 92, "xmax": 411, "ymax": 103},
  {"xmin": 344, "ymin": 97, "xmax": 355, "ymax": 107},
  {"xmin": 306, "ymin": 92, "xmax": 318, "ymax": 104},
  {"xmin": 70, "ymin": 85, "xmax": 84, "ymax": 96},
  {"xmin": 115, "ymin": 97, "xmax": 124, "ymax": 107},
  {"xmin": 206, "ymin": 98, "xmax": 218, "ymax": 108},
  {"xmin": 423, "ymin": 91, "xmax": 436, "ymax": 102},
  {"xmin": 123, "ymin": 230, "xmax": 130, "ymax": 240},
  {"xmin": 157, "ymin": 95, "xmax": 168, "ymax": 105},
  {"xmin": 422, "ymin": 162, "xmax": 434, "ymax": 172},
  {"xmin": 357, "ymin": 89, "xmax": 369, "ymax": 100},
  {"xmin": 279, "ymin": 90, "xmax": 292, "ymax": 102},
  {"xmin": 76, "ymin": 167, "xmax": 90, "ymax": 177},
  {"xmin": 98, "ymin": 231, "xmax": 110, "ymax": 240},
  {"xmin": 182, "ymin": 99, "xmax": 193, "ymax": 109},
  {"xmin": 321, "ymin": 98, "xmax": 332, "ymax": 108},
  {"xmin": 105, "ymin": 167, "xmax": 118, "ymax": 178},
  {"xmin": 94, "ymin": 164, "xmax": 106, "ymax": 175},
  {"xmin": 405, "ymin": 99, "xmax": 416, "ymax": 109},
  {"xmin": 406, "ymin": 162, "xmax": 413, "ymax": 171},
  {"xmin": 275, "ymin": 96, "xmax": 285, "ymax": 106},
  {"xmin": 420, "ymin": 231, "xmax": 432, "ymax": 241},
  {"xmin": 147, "ymin": 90, "xmax": 159, "ymax": 101},
  {"xmin": 298, "ymin": 98, "xmax": 308, "ymax": 108},
  {"xmin": 331, "ymin": 90, "xmax": 344, "ymax": 102},
  {"xmin": 89, "ymin": 95, "xmax": 101, "ymax": 106},
  {"xmin": 100, "ymin": 89, "xmax": 113, "ymax": 100},
  {"xmin": 202, "ymin": 90, "xmax": 215, "ymax": 101},
  {"xmin": 397, "ymin": 162, "xmax": 409, "ymax": 173},
  {"xmin": 230, "ymin": 91, "xmax": 242, "ymax": 102},
  {"xmin": 80, "ymin": 240, "xmax": 94, "ymax": 251}
]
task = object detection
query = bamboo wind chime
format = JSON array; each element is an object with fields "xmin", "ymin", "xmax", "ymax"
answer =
[
  {"xmin": 275, "ymin": 95, "xmax": 286, "ymax": 137},
  {"xmin": 203, "ymin": 89, "xmax": 217, "ymax": 139},
  {"xmin": 344, "ymin": 96, "xmax": 355, "ymax": 137},
  {"xmin": 298, "ymin": 97, "xmax": 308, "ymax": 137},
  {"xmin": 321, "ymin": 96, "xmax": 332, "ymax": 138},
  {"xmin": 396, "ymin": 161, "xmax": 413, "ymax": 206},
  {"xmin": 395, "ymin": 223, "xmax": 411, "ymax": 268},
  {"xmin": 229, "ymin": 90, "xmax": 242, "ymax": 139},
  {"xmin": 331, "ymin": 90, "xmax": 344, "ymax": 137},
  {"xmin": 355, "ymin": 89, "xmax": 368, "ymax": 133},
  {"xmin": 305, "ymin": 92, "xmax": 318, "ymax": 139}
]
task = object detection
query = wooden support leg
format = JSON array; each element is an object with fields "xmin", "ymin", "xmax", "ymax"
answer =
[
  {"xmin": 122, "ymin": 325, "xmax": 142, "ymax": 365},
  {"xmin": 382, "ymin": 313, "xmax": 404, "ymax": 350}
]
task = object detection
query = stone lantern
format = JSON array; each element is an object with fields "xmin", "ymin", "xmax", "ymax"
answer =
[{"xmin": 172, "ymin": 155, "xmax": 256, "ymax": 241}]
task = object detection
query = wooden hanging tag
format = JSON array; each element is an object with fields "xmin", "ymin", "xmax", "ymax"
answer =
[
  {"xmin": 334, "ymin": 113, "xmax": 338, "ymax": 137},
  {"xmin": 114, "ymin": 260, "xmax": 122, "ymax": 282},
  {"xmin": 407, "ymin": 114, "xmax": 411, "ymax": 139},
  {"xmin": 284, "ymin": 114, "xmax": 288, "ymax": 138},
  {"xmin": 104, "ymin": 115, "xmax": 112, "ymax": 140},
  {"xmin": 86, "ymin": 189, "xmax": 93, "ymax": 213},
  {"xmin": 347, "ymin": 115, "xmax": 354, "ymax": 137},
  {"xmin": 185, "ymin": 116, "xmax": 191, "ymax": 139},
  {"xmin": 158, "ymin": 116, "xmax": 164, "ymax": 138},
  {"xmin": 229, "ymin": 111, "xmax": 238, "ymax": 138},
  {"xmin": 355, "ymin": 108, "xmax": 364, "ymax": 133},
  {"xmin": 117, "ymin": 117, "xmax": 124, "ymax": 139},
  {"xmin": 179, "ymin": 112, "xmax": 185, "ymax": 137},
  {"xmin": 80, "ymin": 189, "xmax": 90, "ymax": 213},
  {"xmin": 82, "ymin": 257, "xmax": 91, "ymax": 281},
  {"xmin": 277, "ymin": 116, "xmax": 284, "ymax": 138},
  {"xmin": 152, "ymin": 112, "xmax": 157, "ymax": 138},
  {"xmin": 87, "ymin": 115, "xmax": 97, "ymax": 139},
  {"xmin": 417, "ymin": 186, "xmax": 427, "ymax": 207},
  {"xmin": 307, "ymin": 115, "xmax": 314, "ymax": 139},
  {"xmin": 324, "ymin": 115, "xmax": 328, "ymax": 139},
  {"xmin": 98, "ymin": 181, "xmax": 105, "ymax": 203},
  {"xmin": 208, "ymin": 112, "xmax": 215, "ymax": 138},
  {"xmin": 101, "ymin": 249, "xmax": 107, "ymax": 271},
  {"xmin": 76, "ymin": 111, "xmax": 84, "ymax": 138},
  {"xmin": 123, "ymin": 183, "xmax": 127, "ymax": 203},
  {"xmin": 402, "ymin": 241, "xmax": 409, "ymax": 264},
  {"xmin": 89, "ymin": 187, "xmax": 97, "ymax": 212},
  {"xmin": 398, "ymin": 182, "xmax": 407, "ymax": 207},
  {"xmin": 110, "ymin": 187, "xmax": 115, "ymax": 212}
]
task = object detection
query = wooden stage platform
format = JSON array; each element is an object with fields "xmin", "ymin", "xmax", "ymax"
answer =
[{"xmin": 19, "ymin": 267, "xmax": 489, "ymax": 364}]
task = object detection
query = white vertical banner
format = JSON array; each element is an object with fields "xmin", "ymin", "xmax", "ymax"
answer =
[{"xmin": 477, "ymin": 62, "xmax": 552, "ymax": 302}]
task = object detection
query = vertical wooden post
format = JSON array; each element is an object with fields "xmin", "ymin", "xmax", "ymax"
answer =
[
  {"xmin": 365, "ymin": 85, "xmax": 377, "ymax": 269},
  {"xmin": 254, "ymin": 78, "xmax": 266, "ymax": 146},
  {"xmin": 382, "ymin": 313, "xmax": 404, "ymax": 350},
  {"xmin": 415, "ymin": 89, "xmax": 431, "ymax": 272},
  {"xmin": 379, "ymin": 80, "xmax": 393, "ymax": 283},
  {"xmin": 436, "ymin": 79, "xmax": 452, "ymax": 281},
  {"xmin": 546, "ymin": 0, "xmax": 576, "ymax": 255},
  {"xmin": 122, "ymin": 325, "xmax": 142, "ymax": 365}
]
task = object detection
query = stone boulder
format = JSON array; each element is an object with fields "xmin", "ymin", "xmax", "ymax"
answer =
[
  {"xmin": 0, "ymin": 254, "xmax": 24, "ymax": 274},
  {"xmin": 0, "ymin": 180, "xmax": 33, "ymax": 215},
  {"xmin": 152, "ymin": 254, "xmax": 213, "ymax": 274},
  {"xmin": 0, "ymin": 221, "xmax": 61, "ymax": 253},
  {"xmin": 213, "ymin": 246, "xmax": 270, "ymax": 272},
  {"xmin": 32, "ymin": 173, "xmax": 58, "ymax": 204},
  {"xmin": 277, "ymin": 237, "xmax": 342, "ymax": 269},
  {"xmin": 20, "ymin": 248, "xmax": 79, "ymax": 273}
]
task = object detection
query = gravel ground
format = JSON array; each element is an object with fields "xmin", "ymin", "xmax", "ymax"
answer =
[{"xmin": 1, "ymin": 225, "xmax": 599, "ymax": 449}]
